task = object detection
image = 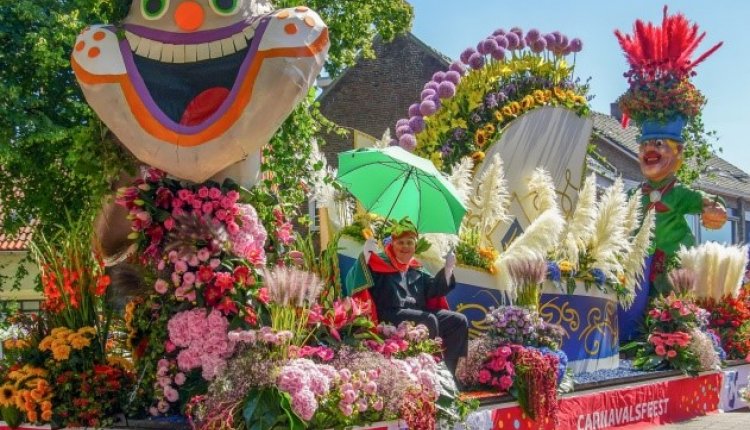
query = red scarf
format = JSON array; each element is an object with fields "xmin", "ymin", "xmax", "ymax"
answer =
[{"xmin": 642, "ymin": 178, "xmax": 676, "ymax": 213}]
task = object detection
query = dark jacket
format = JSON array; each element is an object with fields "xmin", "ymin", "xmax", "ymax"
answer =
[{"xmin": 369, "ymin": 267, "xmax": 455, "ymax": 320}]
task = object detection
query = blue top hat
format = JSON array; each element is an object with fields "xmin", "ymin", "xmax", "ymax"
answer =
[{"xmin": 638, "ymin": 116, "xmax": 687, "ymax": 143}]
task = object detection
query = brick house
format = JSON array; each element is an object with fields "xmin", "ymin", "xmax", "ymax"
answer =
[{"xmin": 317, "ymin": 32, "xmax": 750, "ymax": 246}]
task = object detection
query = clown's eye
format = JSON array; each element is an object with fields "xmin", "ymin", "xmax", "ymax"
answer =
[
  {"xmin": 654, "ymin": 139, "xmax": 664, "ymax": 148},
  {"xmin": 141, "ymin": 0, "xmax": 169, "ymax": 20},
  {"xmin": 209, "ymin": 0, "xmax": 241, "ymax": 16}
]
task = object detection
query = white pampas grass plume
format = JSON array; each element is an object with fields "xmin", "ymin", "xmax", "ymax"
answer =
[
  {"xmin": 622, "ymin": 188, "xmax": 643, "ymax": 235},
  {"xmin": 374, "ymin": 129, "xmax": 392, "ymax": 149},
  {"xmin": 495, "ymin": 208, "xmax": 565, "ymax": 293},
  {"xmin": 588, "ymin": 178, "xmax": 628, "ymax": 278},
  {"xmin": 559, "ymin": 174, "xmax": 597, "ymax": 267},
  {"xmin": 262, "ymin": 266, "xmax": 324, "ymax": 307},
  {"xmin": 448, "ymin": 157, "xmax": 475, "ymax": 206},
  {"xmin": 679, "ymin": 243, "xmax": 749, "ymax": 300},
  {"xmin": 621, "ymin": 209, "xmax": 655, "ymax": 296},
  {"xmin": 468, "ymin": 154, "xmax": 511, "ymax": 246},
  {"xmin": 527, "ymin": 168, "xmax": 558, "ymax": 213}
]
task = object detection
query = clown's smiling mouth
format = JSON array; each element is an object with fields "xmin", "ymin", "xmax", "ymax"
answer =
[
  {"xmin": 123, "ymin": 25, "xmax": 257, "ymax": 126},
  {"xmin": 642, "ymin": 151, "xmax": 662, "ymax": 166}
]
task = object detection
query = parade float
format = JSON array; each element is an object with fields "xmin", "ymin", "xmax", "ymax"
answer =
[{"xmin": 0, "ymin": 2, "xmax": 749, "ymax": 430}]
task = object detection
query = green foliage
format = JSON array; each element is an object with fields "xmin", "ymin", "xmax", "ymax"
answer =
[
  {"xmin": 678, "ymin": 112, "xmax": 721, "ymax": 185},
  {"xmin": 241, "ymin": 387, "xmax": 304, "ymax": 430},
  {"xmin": 0, "ymin": 0, "xmax": 135, "ymax": 239},
  {"xmin": 275, "ymin": 0, "xmax": 414, "ymax": 77}
]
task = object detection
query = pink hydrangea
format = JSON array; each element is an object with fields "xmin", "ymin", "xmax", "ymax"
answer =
[{"xmin": 167, "ymin": 308, "xmax": 236, "ymax": 381}]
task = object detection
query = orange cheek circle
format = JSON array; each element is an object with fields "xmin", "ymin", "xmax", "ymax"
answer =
[{"xmin": 174, "ymin": 1, "xmax": 205, "ymax": 32}]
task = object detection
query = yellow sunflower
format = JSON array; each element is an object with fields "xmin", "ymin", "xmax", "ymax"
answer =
[
  {"xmin": 521, "ymin": 95, "xmax": 535, "ymax": 110},
  {"xmin": 494, "ymin": 110, "xmax": 504, "ymax": 123},
  {"xmin": 509, "ymin": 101, "xmax": 521, "ymax": 115},
  {"xmin": 0, "ymin": 384, "xmax": 16, "ymax": 407},
  {"xmin": 533, "ymin": 89, "xmax": 546, "ymax": 104},
  {"xmin": 474, "ymin": 129, "xmax": 488, "ymax": 148},
  {"xmin": 501, "ymin": 106, "xmax": 513, "ymax": 117},
  {"xmin": 471, "ymin": 151, "xmax": 486, "ymax": 162},
  {"xmin": 483, "ymin": 123, "xmax": 496, "ymax": 135}
]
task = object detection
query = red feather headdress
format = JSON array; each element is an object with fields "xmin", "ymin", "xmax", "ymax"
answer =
[
  {"xmin": 614, "ymin": 6, "xmax": 722, "ymax": 127},
  {"xmin": 615, "ymin": 6, "xmax": 722, "ymax": 83}
]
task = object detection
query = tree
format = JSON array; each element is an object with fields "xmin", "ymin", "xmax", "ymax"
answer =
[{"xmin": 0, "ymin": 0, "xmax": 413, "ymax": 235}]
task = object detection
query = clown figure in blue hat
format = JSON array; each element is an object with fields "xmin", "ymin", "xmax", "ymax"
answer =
[{"xmin": 615, "ymin": 7, "xmax": 728, "ymax": 296}]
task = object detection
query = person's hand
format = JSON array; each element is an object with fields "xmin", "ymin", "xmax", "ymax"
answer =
[
  {"xmin": 363, "ymin": 238, "xmax": 379, "ymax": 263},
  {"xmin": 444, "ymin": 249, "xmax": 456, "ymax": 281}
]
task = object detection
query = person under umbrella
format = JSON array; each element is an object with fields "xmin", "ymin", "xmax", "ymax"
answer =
[{"xmin": 344, "ymin": 218, "xmax": 468, "ymax": 376}]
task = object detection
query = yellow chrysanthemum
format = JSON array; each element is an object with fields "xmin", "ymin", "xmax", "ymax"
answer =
[
  {"xmin": 474, "ymin": 129, "xmax": 488, "ymax": 148},
  {"xmin": 51, "ymin": 345, "xmax": 71, "ymax": 361},
  {"xmin": 558, "ymin": 260, "xmax": 574, "ymax": 273},
  {"xmin": 38, "ymin": 336, "xmax": 53, "ymax": 352},
  {"xmin": 0, "ymin": 384, "xmax": 16, "ymax": 407},
  {"xmin": 50, "ymin": 327, "xmax": 72, "ymax": 338},
  {"xmin": 494, "ymin": 110, "xmax": 504, "ymax": 123},
  {"xmin": 69, "ymin": 335, "xmax": 91, "ymax": 350},
  {"xmin": 521, "ymin": 95, "xmax": 535, "ymax": 110}
]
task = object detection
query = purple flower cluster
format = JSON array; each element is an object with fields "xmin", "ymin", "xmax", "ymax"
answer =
[
  {"xmin": 485, "ymin": 306, "xmax": 564, "ymax": 349},
  {"xmin": 393, "ymin": 26, "xmax": 583, "ymax": 153}
]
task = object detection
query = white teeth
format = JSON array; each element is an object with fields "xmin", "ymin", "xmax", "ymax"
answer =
[
  {"xmin": 196, "ymin": 43, "xmax": 210, "ymax": 61},
  {"xmin": 220, "ymin": 37, "xmax": 235, "ymax": 56},
  {"xmin": 232, "ymin": 33, "xmax": 247, "ymax": 51},
  {"xmin": 126, "ymin": 25, "xmax": 254, "ymax": 63},
  {"xmin": 147, "ymin": 41, "xmax": 163, "ymax": 60}
]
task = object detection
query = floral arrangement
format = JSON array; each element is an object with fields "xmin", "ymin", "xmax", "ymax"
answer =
[
  {"xmin": 546, "ymin": 174, "xmax": 655, "ymax": 305},
  {"xmin": 623, "ymin": 289, "xmax": 724, "ymax": 374},
  {"xmin": 0, "ymin": 218, "xmax": 134, "ymax": 429},
  {"xmin": 614, "ymin": 6, "xmax": 722, "ymax": 125},
  {"xmin": 393, "ymin": 27, "xmax": 589, "ymax": 170},
  {"xmin": 697, "ymin": 287, "xmax": 750, "ymax": 361},
  {"xmin": 456, "ymin": 306, "xmax": 568, "ymax": 422}
]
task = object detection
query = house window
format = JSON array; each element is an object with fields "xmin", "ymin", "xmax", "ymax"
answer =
[{"xmin": 308, "ymin": 198, "xmax": 320, "ymax": 232}]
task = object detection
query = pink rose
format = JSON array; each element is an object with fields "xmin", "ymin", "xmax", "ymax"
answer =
[
  {"xmin": 667, "ymin": 349, "xmax": 677, "ymax": 358},
  {"xmin": 655, "ymin": 345, "xmax": 667, "ymax": 356},
  {"xmin": 197, "ymin": 187, "xmax": 209, "ymax": 198},
  {"xmin": 174, "ymin": 372, "xmax": 186, "ymax": 386},
  {"xmin": 154, "ymin": 279, "xmax": 169, "ymax": 294},
  {"xmin": 209, "ymin": 188, "xmax": 222, "ymax": 199}
]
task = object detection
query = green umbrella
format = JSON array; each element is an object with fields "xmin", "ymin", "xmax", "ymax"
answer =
[{"xmin": 336, "ymin": 146, "xmax": 467, "ymax": 234}]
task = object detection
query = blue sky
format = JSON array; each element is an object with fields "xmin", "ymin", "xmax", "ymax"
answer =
[{"xmin": 408, "ymin": 0, "xmax": 750, "ymax": 173}]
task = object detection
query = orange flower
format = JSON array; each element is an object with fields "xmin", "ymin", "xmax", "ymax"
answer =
[
  {"xmin": 41, "ymin": 400, "xmax": 52, "ymax": 412},
  {"xmin": 27, "ymin": 410, "xmax": 38, "ymax": 423},
  {"xmin": 30, "ymin": 389, "xmax": 44, "ymax": 402},
  {"xmin": 51, "ymin": 344, "xmax": 71, "ymax": 361},
  {"xmin": 41, "ymin": 409, "xmax": 52, "ymax": 421},
  {"xmin": 69, "ymin": 335, "xmax": 91, "ymax": 350}
]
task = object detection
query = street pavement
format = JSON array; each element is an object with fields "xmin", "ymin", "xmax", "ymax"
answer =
[{"xmin": 658, "ymin": 408, "xmax": 749, "ymax": 429}]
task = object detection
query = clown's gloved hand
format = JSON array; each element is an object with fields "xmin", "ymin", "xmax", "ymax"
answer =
[
  {"xmin": 444, "ymin": 249, "xmax": 457, "ymax": 282},
  {"xmin": 363, "ymin": 238, "xmax": 379, "ymax": 263}
]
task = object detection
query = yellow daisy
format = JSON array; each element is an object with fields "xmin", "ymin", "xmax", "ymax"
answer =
[{"xmin": 474, "ymin": 129, "xmax": 488, "ymax": 148}]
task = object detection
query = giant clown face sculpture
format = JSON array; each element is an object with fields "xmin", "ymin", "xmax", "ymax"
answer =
[{"xmin": 71, "ymin": 0, "xmax": 329, "ymax": 183}]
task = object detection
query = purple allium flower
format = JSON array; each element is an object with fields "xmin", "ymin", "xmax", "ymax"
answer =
[
  {"xmin": 427, "ymin": 94, "xmax": 442, "ymax": 110},
  {"xmin": 448, "ymin": 61, "xmax": 465, "ymax": 75},
  {"xmin": 482, "ymin": 38, "xmax": 499, "ymax": 54},
  {"xmin": 408, "ymin": 115, "xmax": 425, "ymax": 133},
  {"xmin": 531, "ymin": 38, "xmax": 547, "ymax": 53},
  {"xmin": 476, "ymin": 40, "xmax": 489, "ymax": 55},
  {"xmin": 460, "ymin": 47, "xmax": 476, "ymax": 64},
  {"xmin": 468, "ymin": 52, "xmax": 485, "ymax": 70},
  {"xmin": 432, "ymin": 71, "xmax": 445, "ymax": 83},
  {"xmin": 492, "ymin": 28, "xmax": 506, "ymax": 36},
  {"xmin": 396, "ymin": 118, "xmax": 409, "ymax": 128},
  {"xmin": 561, "ymin": 35, "xmax": 569, "ymax": 47},
  {"xmin": 399, "ymin": 133, "xmax": 417, "ymax": 151},
  {"xmin": 419, "ymin": 99, "xmax": 437, "ymax": 116},
  {"xmin": 421, "ymin": 88, "xmax": 436, "ymax": 100},
  {"xmin": 494, "ymin": 35, "xmax": 508, "ymax": 49},
  {"xmin": 491, "ymin": 46, "xmax": 506, "ymax": 60},
  {"xmin": 569, "ymin": 38, "xmax": 583, "ymax": 53},
  {"xmin": 444, "ymin": 70, "xmax": 461, "ymax": 85},
  {"xmin": 505, "ymin": 32, "xmax": 519, "ymax": 50},
  {"xmin": 497, "ymin": 91, "xmax": 508, "ymax": 103},
  {"xmin": 437, "ymin": 81, "xmax": 456, "ymax": 99},
  {"xmin": 408, "ymin": 103, "xmax": 420, "ymax": 117},
  {"xmin": 510, "ymin": 26, "xmax": 523, "ymax": 37},
  {"xmin": 525, "ymin": 28, "xmax": 540, "ymax": 40},
  {"xmin": 484, "ymin": 92, "xmax": 499, "ymax": 109},
  {"xmin": 423, "ymin": 81, "xmax": 439, "ymax": 92},
  {"xmin": 389, "ymin": 139, "xmax": 398, "ymax": 146},
  {"xmin": 517, "ymin": 39, "xmax": 527, "ymax": 50},
  {"xmin": 396, "ymin": 124, "xmax": 412, "ymax": 138},
  {"xmin": 544, "ymin": 33, "xmax": 557, "ymax": 49}
]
